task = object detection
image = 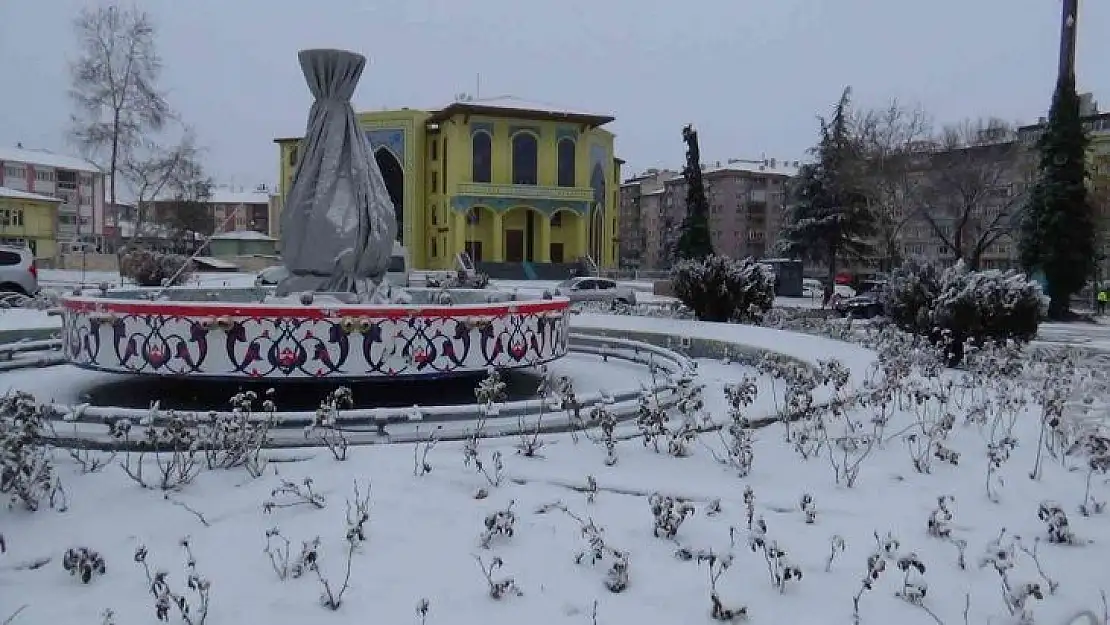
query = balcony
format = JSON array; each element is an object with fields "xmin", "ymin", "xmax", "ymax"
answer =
[
  {"xmin": 451, "ymin": 182, "xmax": 596, "ymax": 215},
  {"xmin": 455, "ymin": 182, "xmax": 594, "ymax": 203}
]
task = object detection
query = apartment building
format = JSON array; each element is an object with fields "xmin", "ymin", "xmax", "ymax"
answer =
[
  {"xmin": 0, "ymin": 145, "xmax": 105, "ymax": 247},
  {"xmin": 618, "ymin": 168, "xmax": 677, "ymax": 268},
  {"xmin": 621, "ymin": 159, "xmax": 797, "ymax": 270},
  {"xmin": 150, "ymin": 184, "xmax": 274, "ymax": 236}
]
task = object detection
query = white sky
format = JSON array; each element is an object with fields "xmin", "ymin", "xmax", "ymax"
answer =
[{"xmin": 1, "ymin": 0, "xmax": 1107, "ymax": 188}]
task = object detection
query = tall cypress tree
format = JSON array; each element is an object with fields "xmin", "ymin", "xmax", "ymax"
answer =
[
  {"xmin": 778, "ymin": 88, "xmax": 875, "ymax": 305},
  {"xmin": 1018, "ymin": 73, "xmax": 1094, "ymax": 319},
  {"xmin": 675, "ymin": 124, "xmax": 714, "ymax": 259}
]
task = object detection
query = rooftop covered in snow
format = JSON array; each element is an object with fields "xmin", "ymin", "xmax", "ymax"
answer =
[
  {"xmin": 426, "ymin": 96, "xmax": 615, "ymax": 127},
  {"xmin": 0, "ymin": 186, "xmax": 64, "ymax": 203},
  {"xmin": 154, "ymin": 188, "xmax": 272, "ymax": 205},
  {"xmin": 0, "ymin": 145, "xmax": 101, "ymax": 173}
]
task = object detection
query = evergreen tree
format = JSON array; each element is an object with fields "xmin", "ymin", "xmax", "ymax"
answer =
[
  {"xmin": 675, "ymin": 124, "xmax": 714, "ymax": 259},
  {"xmin": 1018, "ymin": 71, "xmax": 1095, "ymax": 319},
  {"xmin": 778, "ymin": 88, "xmax": 876, "ymax": 304}
]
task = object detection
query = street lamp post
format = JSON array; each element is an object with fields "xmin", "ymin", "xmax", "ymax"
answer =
[{"xmin": 1058, "ymin": 0, "xmax": 1078, "ymax": 82}]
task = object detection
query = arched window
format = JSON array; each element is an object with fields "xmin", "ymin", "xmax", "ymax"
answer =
[
  {"xmin": 512, "ymin": 132, "xmax": 538, "ymax": 185},
  {"xmin": 471, "ymin": 132, "xmax": 492, "ymax": 183},
  {"xmin": 557, "ymin": 138, "xmax": 576, "ymax": 187},
  {"xmin": 375, "ymin": 148, "xmax": 404, "ymax": 242}
]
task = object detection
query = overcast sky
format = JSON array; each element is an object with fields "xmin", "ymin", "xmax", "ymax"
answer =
[{"xmin": 1, "ymin": 0, "xmax": 1107, "ymax": 191}]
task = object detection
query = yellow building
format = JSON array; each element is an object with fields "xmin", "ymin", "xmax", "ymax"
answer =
[
  {"xmin": 0, "ymin": 186, "xmax": 60, "ymax": 259},
  {"xmin": 275, "ymin": 97, "xmax": 623, "ymax": 273}
]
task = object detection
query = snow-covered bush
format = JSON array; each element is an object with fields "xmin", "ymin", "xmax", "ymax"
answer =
[
  {"xmin": 670, "ymin": 255, "xmax": 775, "ymax": 323},
  {"xmin": 119, "ymin": 248, "xmax": 194, "ymax": 287},
  {"xmin": 882, "ymin": 260, "xmax": 1046, "ymax": 364},
  {"xmin": 62, "ymin": 547, "xmax": 106, "ymax": 584},
  {"xmin": 1, "ymin": 391, "xmax": 63, "ymax": 511},
  {"xmin": 930, "ymin": 263, "xmax": 1046, "ymax": 353},
  {"xmin": 881, "ymin": 257, "xmax": 943, "ymax": 335}
]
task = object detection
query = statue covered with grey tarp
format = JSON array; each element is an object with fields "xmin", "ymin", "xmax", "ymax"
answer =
[{"xmin": 276, "ymin": 49, "xmax": 403, "ymax": 303}]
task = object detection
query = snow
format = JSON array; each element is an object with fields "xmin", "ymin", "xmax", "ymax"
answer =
[
  {"xmin": 0, "ymin": 186, "xmax": 64, "ymax": 203},
  {"xmin": 209, "ymin": 230, "xmax": 275, "ymax": 241},
  {"xmin": 0, "ymin": 308, "xmax": 59, "ymax": 332},
  {"xmin": 2, "ymin": 311, "xmax": 1110, "ymax": 624},
  {"xmin": 436, "ymin": 96, "xmax": 613, "ymax": 122},
  {"xmin": 0, "ymin": 145, "xmax": 101, "ymax": 173}
]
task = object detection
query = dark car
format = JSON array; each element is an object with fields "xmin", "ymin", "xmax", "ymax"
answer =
[{"xmin": 835, "ymin": 280, "xmax": 887, "ymax": 319}]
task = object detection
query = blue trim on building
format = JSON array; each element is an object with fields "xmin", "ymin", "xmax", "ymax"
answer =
[
  {"xmin": 470, "ymin": 122, "xmax": 494, "ymax": 136},
  {"xmin": 509, "ymin": 125, "xmax": 541, "ymax": 138},
  {"xmin": 448, "ymin": 195, "xmax": 590, "ymax": 217},
  {"xmin": 366, "ymin": 129, "xmax": 406, "ymax": 164},
  {"xmin": 556, "ymin": 127, "xmax": 579, "ymax": 142}
]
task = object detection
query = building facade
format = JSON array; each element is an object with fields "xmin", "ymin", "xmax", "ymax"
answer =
[
  {"xmin": 275, "ymin": 97, "xmax": 622, "ymax": 272},
  {"xmin": 0, "ymin": 186, "xmax": 61, "ymax": 259},
  {"xmin": 618, "ymin": 168, "xmax": 676, "ymax": 269},
  {"xmin": 149, "ymin": 186, "xmax": 273, "ymax": 237},
  {"xmin": 621, "ymin": 159, "xmax": 797, "ymax": 270},
  {"xmin": 0, "ymin": 145, "xmax": 105, "ymax": 247}
]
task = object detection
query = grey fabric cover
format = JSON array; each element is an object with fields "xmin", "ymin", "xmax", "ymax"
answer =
[{"xmin": 276, "ymin": 49, "xmax": 399, "ymax": 299}]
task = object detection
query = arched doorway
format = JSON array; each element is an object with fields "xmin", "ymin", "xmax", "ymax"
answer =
[
  {"xmin": 588, "ymin": 164, "xmax": 606, "ymax": 263},
  {"xmin": 502, "ymin": 206, "xmax": 545, "ymax": 263},
  {"xmin": 374, "ymin": 148, "xmax": 404, "ymax": 243},
  {"xmin": 550, "ymin": 209, "xmax": 583, "ymax": 263}
]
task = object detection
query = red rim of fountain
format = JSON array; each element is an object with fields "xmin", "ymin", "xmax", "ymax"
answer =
[{"xmin": 61, "ymin": 295, "xmax": 570, "ymax": 319}]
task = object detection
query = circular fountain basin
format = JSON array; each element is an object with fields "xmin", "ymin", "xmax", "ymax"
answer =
[{"xmin": 61, "ymin": 287, "xmax": 570, "ymax": 380}]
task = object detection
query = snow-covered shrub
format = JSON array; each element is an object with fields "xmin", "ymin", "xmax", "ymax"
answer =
[
  {"xmin": 305, "ymin": 387, "xmax": 352, "ymax": 461},
  {"xmin": 115, "ymin": 410, "xmax": 201, "ymax": 491},
  {"xmin": 479, "ymin": 500, "xmax": 516, "ymax": 549},
  {"xmin": 696, "ymin": 551, "xmax": 747, "ymax": 621},
  {"xmin": 134, "ymin": 540, "xmax": 210, "ymax": 624},
  {"xmin": 649, "ymin": 493, "xmax": 694, "ymax": 538},
  {"xmin": 881, "ymin": 257, "xmax": 943, "ymax": 335},
  {"xmin": 670, "ymin": 254, "xmax": 775, "ymax": 323},
  {"xmin": 475, "ymin": 555, "xmax": 522, "ymax": 600},
  {"xmin": 884, "ymin": 260, "xmax": 1046, "ymax": 364},
  {"xmin": 62, "ymin": 547, "xmax": 106, "ymax": 583},
  {"xmin": 1, "ymin": 391, "xmax": 64, "ymax": 511},
  {"xmin": 119, "ymin": 248, "xmax": 194, "ymax": 287},
  {"xmin": 930, "ymin": 263, "xmax": 1046, "ymax": 355}
]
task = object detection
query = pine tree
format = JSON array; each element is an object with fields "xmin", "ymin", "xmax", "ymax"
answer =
[
  {"xmin": 778, "ymin": 88, "xmax": 876, "ymax": 304},
  {"xmin": 1018, "ymin": 71, "xmax": 1094, "ymax": 319},
  {"xmin": 675, "ymin": 124, "xmax": 715, "ymax": 260}
]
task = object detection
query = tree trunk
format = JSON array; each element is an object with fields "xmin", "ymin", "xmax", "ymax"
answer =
[
  {"xmin": 823, "ymin": 243, "xmax": 838, "ymax": 307},
  {"xmin": 109, "ymin": 110, "xmax": 121, "ymax": 251}
]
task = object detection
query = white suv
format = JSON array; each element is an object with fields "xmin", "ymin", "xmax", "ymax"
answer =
[{"xmin": 0, "ymin": 245, "xmax": 39, "ymax": 295}]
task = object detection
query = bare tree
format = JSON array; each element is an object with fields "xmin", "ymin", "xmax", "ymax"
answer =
[
  {"xmin": 120, "ymin": 130, "xmax": 204, "ymax": 242},
  {"xmin": 910, "ymin": 119, "xmax": 1032, "ymax": 271},
  {"xmin": 69, "ymin": 4, "xmax": 170, "ymax": 246},
  {"xmin": 854, "ymin": 100, "xmax": 933, "ymax": 272}
]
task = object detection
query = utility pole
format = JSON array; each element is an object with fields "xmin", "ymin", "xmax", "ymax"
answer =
[{"xmin": 1058, "ymin": 0, "xmax": 1078, "ymax": 82}]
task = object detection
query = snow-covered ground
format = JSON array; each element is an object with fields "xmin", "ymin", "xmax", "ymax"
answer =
[{"xmin": 2, "ymin": 314, "xmax": 1109, "ymax": 625}]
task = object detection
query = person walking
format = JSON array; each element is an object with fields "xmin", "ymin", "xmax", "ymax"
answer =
[{"xmin": 1098, "ymin": 287, "xmax": 1108, "ymax": 315}]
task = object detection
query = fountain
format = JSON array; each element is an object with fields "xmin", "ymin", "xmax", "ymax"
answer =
[{"xmin": 60, "ymin": 49, "xmax": 570, "ymax": 380}]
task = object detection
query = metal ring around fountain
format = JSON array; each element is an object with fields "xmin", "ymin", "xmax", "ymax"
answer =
[
  {"xmin": 11, "ymin": 333, "xmax": 692, "ymax": 449},
  {"xmin": 59, "ymin": 288, "xmax": 571, "ymax": 379}
]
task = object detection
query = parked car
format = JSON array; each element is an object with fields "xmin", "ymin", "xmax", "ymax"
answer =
[
  {"xmin": 255, "ymin": 243, "xmax": 411, "ymax": 288},
  {"xmin": 834, "ymin": 280, "xmax": 887, "ymax": 319},
  {"xmin": 0, "ymin": 245, "xmax": 39, "ymax": 295},
  {"xmin": 553, "ymin": 277, "xmax": 637, "ymax": 306},
  {"xmin": 802, "ymin": 278, "xmax": 856, "ymax": 300}
]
